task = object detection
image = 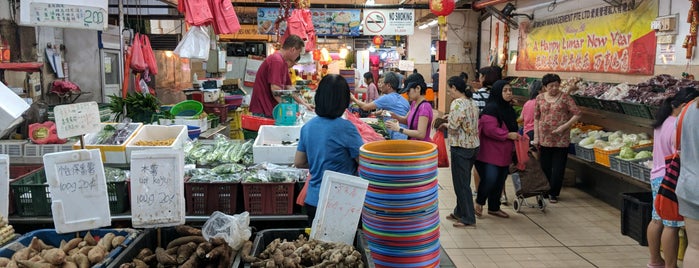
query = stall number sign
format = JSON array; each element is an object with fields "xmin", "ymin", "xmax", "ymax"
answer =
[
  {"xmin": 30, "ymin": 2, "xmax": 107, "ymax": 31},
  {"xmin": 130, "ymin": 150, "xmax": 185, "ymax": 228},
  {"xmin": 0, "ymin": 155, "xmax": 8, "ymax": 219},
  {"xmin": 54, "ymin": 101, "xmax": 101, "ymax": 139},
  {"xmin": 310, "ymin": 171, "xmax": 368, "ymax": 245},
  {"xmin": 44, "ymin": 149, "xmax": 111, "ymax": 233},
  {"xmin": 362, "ymin": 9, "xmax": 414, "ymax": 36}
]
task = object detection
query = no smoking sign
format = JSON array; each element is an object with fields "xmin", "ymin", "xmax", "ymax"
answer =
[{"xmin": 364, "ymin": 11, "xmax": 386, "ymax": 34}]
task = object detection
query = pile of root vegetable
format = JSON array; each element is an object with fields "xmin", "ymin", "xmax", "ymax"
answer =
[
  {"xmin": 118, "ymin": 225, "xmax": 234, "ymax": 268},
  {"xmin": 241, "ymin": 234, "xmax": 364, "ymax": 268},
  {"xmin": 0, "ymin": 216, "xmax": 15, "ymax": 246},
  {"xmin": 0, "ymin": 231, "xmax": 127, "ymax": 268}
]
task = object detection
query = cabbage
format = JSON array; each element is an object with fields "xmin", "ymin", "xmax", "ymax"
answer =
[
  {"xmin": 609, "ymin": 137, "xmax": 625, "ymax": 147},
  {"xmin": 593, "ymin": 140, "xmax": 609, "ymax": 149},
  {"xmin": 579, "ymin": 136, "xmax": 597, "ymax": 146},
  {"xmin": 638, "ymin": 133, "xmax": 649, "ymax": 140},
  {"xmin": 635, "ymin": 151, "xmax": 653, "ymax": 159},
  {"xmin": 619, "ymin": 146, "xmax": 635, "ymax": 159},
  {"xmin": 622, "ymin": 134, "xmax": 639, "ymax": 145}
]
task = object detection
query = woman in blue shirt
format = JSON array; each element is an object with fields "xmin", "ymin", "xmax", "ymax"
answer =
[
  {"xmin": 350, "ymin": 72, "xmax": 410, "ymax": 139},
  {"xmin": 295, "ymin": 74, "xmax": 364, "ymax": 226}
]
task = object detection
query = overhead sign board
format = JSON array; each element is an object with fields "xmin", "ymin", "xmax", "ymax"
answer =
[{"xmin": 363, "ymin": 9, "xmax": 414, "ymax": 36}]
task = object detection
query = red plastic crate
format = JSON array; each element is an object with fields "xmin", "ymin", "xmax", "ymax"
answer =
[
  {"xmin": 8, "ymin": 165, "xmax": 43, "ymax": 215},
  {"xmin": 203, "ymin": 103, "xmax": 231, "ymax": 123},
  {"xmin": 241, "ymin": 114, "xmax": 275, "ymax": 131},
  {"xmin": 184, "ymin": 181, "xmax": 239, "ymax": 215},
  {"xmin": 242, "ymin": 182, "xmax": 295, "ymax": 215}
]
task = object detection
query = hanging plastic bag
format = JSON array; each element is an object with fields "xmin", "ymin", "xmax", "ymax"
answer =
[
  {"xmin": 140, "ymin": 34, "xmax": 158, "ymax": 75},
  {"xmin": 174, "ymin": 26, "xmax": 210, "ymax": 60},
  {"xmin": 184, "ymin": 0, "xmax": 213, "ymax": 26},
  {"xmin": 210, "ymin": 0, "xmax": 241, "ymax": 35},
  {"xmin": 202, "ymin": 211, "xmax": 251, "ymax": 250},
  {"xmin": 130, "ymin": 33, "xmax": 148, "ymax": 72},
  {"xmin": 432, "ymin": 131, "xmax": 449, "ymax": 168},
  {"xmin": 513, "ymin": 134, "xmax": 530, "ymax": 171}
]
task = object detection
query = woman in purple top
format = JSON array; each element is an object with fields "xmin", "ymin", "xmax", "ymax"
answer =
[
  {"xmin": 474, "ymin": 80, "xmax": 520, "ymax": 219},
  {"xmin": 386, "ymin": 79, "xmax": 434, "ymax": 141}
]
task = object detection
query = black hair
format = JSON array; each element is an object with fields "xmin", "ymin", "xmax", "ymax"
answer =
[
  {"xmin": 482, "ymin": 80, "xmax": 518, "ymax": 132},
  {"xmin": 478, "ymin": 66, "xmax": 502, "ymax": 88},
  {"xmin": 321, "ymin": 64, "xmax": 328, "ymax": 69},
  {"xmin": 402, "ymin": 73, "xmax": 425, "ymax": 94},
  {"xmin": 529, "ymin": 80, "xmax": 543, "ymax": 100},
  {"xmin": 459, "ymin": 72, "xmax": 468, "ymax": 81},
  {"xmin": 406, "ymin": 81, "xmax": 428, "ymax": 95},
  {"xmin": 413, "ymin": 69, "xmax": 418, "ymax": 74},
  {"xmin": 282, "ymin": 35, "xmax": 305, "ymax": 50},
  {"xmin": 542, "ymin": 73, "xmax": 561, "ymax": 87},
  {"xmin": 652, "ymin": 87, "xmax": 699, "ymax": 129},
  {"xmin": 448, "ymin": 76, "xmax": 472, "ymax": 98},
  {"xmin": 363, "ymin": 72, "xmax": 374, "ymax": 83},
  {"xmin": 315, "ymin": 74, "xmax": 351, "ymax": 119},
  {"xmin": 383, "ymin": 72, "xmax": 400, "ymax": 91}
]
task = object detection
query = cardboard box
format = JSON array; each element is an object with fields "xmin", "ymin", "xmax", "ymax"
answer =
[
  {"xmin": 72, "ymin": 123, "xmax": 143, "ymax": 164},
  {"xmin": 126, "ymin": 125, "xmax": 187, "ymax": 162},
  {"xmin": 253, "ymin": 125, "xmax": 301, "ymax": 164}
]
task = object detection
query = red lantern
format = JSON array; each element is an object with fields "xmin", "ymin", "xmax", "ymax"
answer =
[
  {"xmin": 312, "ymin": 49, "xmax": 321, "ymax": 61},
  {"xmin": 372, "ymin": 36, "xmax": 384, "ymax": 47},
  {"xmin": 430, "ymin": 0, "xmax": 455, "ymax": 17}
]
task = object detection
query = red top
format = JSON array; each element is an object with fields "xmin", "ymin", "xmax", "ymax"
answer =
[
  {"xmin": 249, "ymin": 53, "xmax": 290, "ymax": 117},
  {"xmin": 534, "ymin": 94, "xmax": 581, "ymax": 147}
]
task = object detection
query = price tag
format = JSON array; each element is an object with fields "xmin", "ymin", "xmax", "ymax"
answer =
[
  {"xmin": 44, "ymin": 149, "xmax": 111, "ymax": 233},
  {"xmin": 0, "ymin": 155, "xmax": 8, "ymax": 219},
  {"xmin": 310, "ymin": 171, "xmax": 369, "ymax": 245},
  {"xmin": 28, "ymin": 2, "xmax": 107, "ymax": 31},
  {"xmin": 398, "ymin": 60, "xmax": 414, "ymax": 72},
  {"xmin": 130, "ymin": 149, "xmax": 185, "ymax": 228},
  {"xmin": 54, "ymin": 101, "xmax": 101, "ymax": 139}
]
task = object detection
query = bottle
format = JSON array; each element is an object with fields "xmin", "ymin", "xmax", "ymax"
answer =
[{"xmin": 0, "ymin": 35, "xmax": 7, "ymax": 63}]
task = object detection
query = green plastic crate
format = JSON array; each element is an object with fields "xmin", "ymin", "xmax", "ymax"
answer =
[
  {"xmin": 647, "ymin": 105, "xmax": 660, "ymax": 120},
  {"xmin": 243, "ymin": 129, "xmax": 258, "ymax": 140},
  {"xmin": 10, "ymin": 168, "xmax": 129, "ymax": 216},
  {"xmin": 620, "ymin": 102, "xmax": 652, "ymax": 119},
  {"xmin": 512, "ymin": 87, "xmax": 529, "ymax": 97},
  {"xmin": 572, "ymin": 95, "xmax": 602, "ymax": 109}
]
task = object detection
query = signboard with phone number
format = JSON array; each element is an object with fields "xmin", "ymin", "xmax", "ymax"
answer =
[{"xmin": 29, "ymin": 2, "xmax": 107, "ymax": 31}]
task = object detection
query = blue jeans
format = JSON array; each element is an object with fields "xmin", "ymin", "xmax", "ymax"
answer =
[
  {"xmin": 474, "ymin": 160, "xmax": 509, "ymax": 212},
  {"xmin": 450, "ymin": 146, "xmax": 479, "ymax": 225}
]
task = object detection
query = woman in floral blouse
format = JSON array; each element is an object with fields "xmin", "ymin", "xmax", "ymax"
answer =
[
  {"xmin": 438, "ymin": 76, "xmax": 480, "ymax": 228},
  {"xmin": 533, "ymin": 74, "xmax": 581, "ymax": 203}
]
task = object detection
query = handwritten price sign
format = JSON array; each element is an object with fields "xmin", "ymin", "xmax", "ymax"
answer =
[
  {"xmin": 130, "ymin": 149, "xmax": 185, "ymax": 228},
  {"xmin": 54, "ymin": 101, "xmax": 101, "ymax": 139},
  {"xmin": 29, "ymin": 2, "xmax": 107, "ymax": 31},
  {"xmin": 310, "ymin": 171, "xmax": 369, "ymax": 244}
]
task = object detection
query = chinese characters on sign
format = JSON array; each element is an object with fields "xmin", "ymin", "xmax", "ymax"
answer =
[
  {"xmin": 55, "ymin": 160, "xmax": 98, "ymax": 195},
  {"xmin": 130, "ymin": 150, "xmax": 185, "ymax": 228},
  {"xmin": 54, "ymin": 101, "xmax": 100, "ymax": 139},
  {"xmin": 30, "ymin": 2, "xmax": 107, "ymax": 31},
  {"xmin": 310, "ymin": 171, "xmax": 368, "ymax": 245}
]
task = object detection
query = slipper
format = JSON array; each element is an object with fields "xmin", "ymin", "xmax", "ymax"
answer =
[
  {"xmin": 488, "ymin": 210, "xmax": 510, "ymax": 218},
  {"xmin": 453, "ymin": 222, "xmax": 476, "ymax": 228},
  {"xmin": 474, "ymin": 204, "xmax": 483, "ymax": 218},
  {"xmin": 446, "ymin": 213, "xmax": 458, "ymax": 222},
  {"xmin": 647, "ymin": 263, "xmax": 665, "ymax": 268}
]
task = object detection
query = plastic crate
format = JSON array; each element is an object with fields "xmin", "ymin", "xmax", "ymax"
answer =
[
  {"xmin": 0, "ymin": 228, "xmax": 141, "ymax": 268},
  {"xmin": 8, "ymin": 164, "xmax": 43, "ymax": 215},
  {"xmin": 598, "ymin": 99, "xmax": 624, "ymax": 113},
  {"xmin": 575, "ymin": 144, "xmax": 595, "ymax": 162},
  {"xmin": 620, "ymin": 102, "xmax": 652, "ymax": 119},
  {"xmin": 246, "ymin": 229, "xmax": 374, "ymax": 268},
  {"xmin": 185, "ymin": 181, "xmax": 239, "ymax": 215},
  {"xmin": 241, "ymin": 114, "xmax": 275, "ymax": 131},
  {"xmin": 572, "ymin": 95, "xmax": 602, "ymax": 109},
  {"xmin": 23, "ymin": 143, "xmax": 41, "ymax": 157},
  {"xmin": 10, "ymin": 168, "xmax": 130, "ymax": 216},
  {"xmin": 242, "ymin": 182, "xmax": 295, "ymax": 215},
  {"xmin": 594, "ymin": 148, "xmax": 621, "ymax": 167},
  {"xmin": 242, "ymin": 129, "xmax": 258, "ymax": 140},
  {"xmin": 647, "ymin": 105, "xmax": 660, "ymax": 120},
  {"xmin": 621, "ymin": 192, "xmax": 652, "ymax": 246},
  {"xmin": 204, "ymin": 103, "xmax": 231, "ymax": 123},
  {"xmin": 630, "ymin": 161, "xmax": 652, "ymax": 183},
  {"xmin": 0, "ymin": 140, "xmax": 26, "ymax": 157}
]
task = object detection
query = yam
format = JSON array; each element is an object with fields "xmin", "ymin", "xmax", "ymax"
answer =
[
  {"xmin": 0, "ymin": 257, "xmax": 10, "ymax": 267},
  {"xmin": 28, "ymin": 237, "xmax": 52, "ymax": 252},
  {"xmin": 154, "ymin": 247, "xmax": 177, "ymax": 266},
  {"xmin": 78, "ymin": 246, "xmax": 93, "ymax": 256},
  {"xmin": 76, "ymin": 242, "xmax": 87, "ymax": 249},
  {"xmin": 82, "ymin": 232, "xmax": 96, "ymax": 247},
  {"xmin": 165, "ymin": 236, "xmax": 206, "ymax": 250},
  {"xmin": 40, "ymin": 248, "xmax": 66, "ymax": 265},
  {"xmin": 179, "ymin": 254, "xmax": 198, "ymax": 268},
  {"xmin": 111, "ymin": 236, "xmax": 126, "ymax": 249},
  {"xmin": 176, "ymin": 242, "xmax": 197, "ymax": 264},
  {"xmin": 164, "ymin": 246, "xmax": 178, "ymax": 255},
  {"xmin": 61, "ymin": 261, "xmax": 78, "ymax": 268},
  {"xmin": 87, "ymin": 246, "xmax": 107, "ymax": 264},
  {"xmin": 134, "ymin": 248, "xmax": 153, "ymax": 261},
  {"xmin": 131, "ymin": 259, "xmax": 148, "ymax": 268},
  {"xmin": 98, "ymin": 233, "xmax": 115, "ymax": 252},
  {"xmin": 205, "ymin": 245, "xmax": 227, "ymax": 260},
  {"xmin": 72, "ymin": 253, "xmax": 89, "ymax": 268},
  {"xmin": 174, "ymin": 226, "xmax": 202, "ymax": 236},
  {"xmin": 216, "ymin": 246, "xmax": 232, "ymax": 268},
  {"xmin": 11, "ymin": 248, "xmax": 33, "ymax": 262},
  {"xmin": 5, "ymin": 260, "xmax": 17, "ymax": 268},
  {"xmin": 209, "ymin": 237, "xmax": 227, "ymax": 247},
  {"xmin": 195, "ymin": 242, "xmax": 212, "ymax": 258},
  {"xmin": 15, "ymin": 260, "xmax": 50, "ymax": 268},
  {"xmin": 61, "ymin": 238, "xmax": 82, "ymax": 254}
]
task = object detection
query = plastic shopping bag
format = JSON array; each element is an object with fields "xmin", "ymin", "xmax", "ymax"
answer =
[
  {"xmin": 514, "ymin": 135, "xmax": 530, "ymax": 171},
  {"xmin": 433, "ymin": 131, "xmax": 449, "ymax": 168},
  {"xmin": 174, "ymin": 26, "xmax": 210, "ymax": 60},
  {"xmin": 130, "ymin": 33, "xmax": 148, "ymax": 72}
]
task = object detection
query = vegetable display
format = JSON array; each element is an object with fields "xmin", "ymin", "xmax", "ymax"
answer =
[
  {"xmin": 184, "ymin": 135, "xmax": 254, "ymax": 167},
  {"xmin": 0, "ymin": 216, "xmax": 15, "ymax": 247},
  {"xmin": 241, "ymin": 235, "xmax": 364, "ymax": 267},
  {"xmin": 89, "ymin": 123, "xmax": 140, "ymax": 145}
]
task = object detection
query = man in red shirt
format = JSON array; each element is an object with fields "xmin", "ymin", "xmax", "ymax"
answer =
[{"xmin": 250, "ymin": 34, "xmax": 312, "ymax": 118}]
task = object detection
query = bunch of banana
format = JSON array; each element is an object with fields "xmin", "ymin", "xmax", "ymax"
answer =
[{"xmin": 0, "ymin": 215, "xmax": 15, "ymax": 245}]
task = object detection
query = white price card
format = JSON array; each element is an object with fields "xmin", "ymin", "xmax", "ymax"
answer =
[
  {"xmin": 54, "ymin": 101, "xmax": 101, "ymax": 139},
  {"xmin": 130, "ymin": 149, "xmax": 185, "ymax": 228},
  {"xmin": 310, "ymin": 171, "xmax": 369, "ymax": 245},
  {"xmin": 43, "ymin": 149, "xmax": 111, "ymax": 233},
  {"xmin": 26, "ymin": 2, "xmax": 108, "ymax": 31},
  {"xmin": 0, "ymin": 155, "xmax": 9, "ymax": 219}
]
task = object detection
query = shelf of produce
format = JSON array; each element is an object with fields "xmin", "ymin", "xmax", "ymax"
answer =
[
  {"xmin": 8, "ymin": 214, "xmax": 308, "ymax": 224},
  {"xmin": 577, "ymin": 107, "xmax": 653, "ymax": 135},
  {"xmin": 568, "ymin": 155, "xmax": 649, "ymax": 210}
]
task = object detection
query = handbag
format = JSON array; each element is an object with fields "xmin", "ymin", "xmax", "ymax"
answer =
[{"xmin": 654, "ymin": 100, "xmax": 694, "ymax": 221}]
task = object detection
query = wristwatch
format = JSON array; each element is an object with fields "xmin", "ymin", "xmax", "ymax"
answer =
[{"xmin": 399, "ymin": 128, "xmax": 404, "ymax": 133}]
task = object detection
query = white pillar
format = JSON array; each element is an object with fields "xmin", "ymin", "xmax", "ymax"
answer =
[{"xmin": 0, "ymin": 0, "xmax": 10, "ymax": 20}]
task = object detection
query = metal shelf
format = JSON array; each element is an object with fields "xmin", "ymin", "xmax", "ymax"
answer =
[{"xmin": 9, "ymin": 214, "xmax": 308, "ymax": 225}]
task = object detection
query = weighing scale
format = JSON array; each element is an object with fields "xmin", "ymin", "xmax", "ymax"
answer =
[{"xmin": 272, "ymin": 90, "xmax": 299, "ymax": 126}]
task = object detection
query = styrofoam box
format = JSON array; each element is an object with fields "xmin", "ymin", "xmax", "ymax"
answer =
[
  {"xmin": 72, "ymin": 123, "xmax": 144, "ymax": 164},
  {"xmin": 126, "ymin": 125, "xmax": 188, "ymax": 162},
  {"xmin": 159, "ymin": 118, "xmax": 209, "ymax": 132},
  {"xmin": 253, "ymin": 125, "xmax": 301, "ymax": 164},
  {"xmin": 0, "ymin": 140, "xmax": 27, "ymax": 157}
]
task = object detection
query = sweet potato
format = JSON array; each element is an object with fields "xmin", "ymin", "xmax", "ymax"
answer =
[
  {"xmin": 28, "ymin": 237, "xmax": 52, "ymax": 252},
  {"xmin": 98, "ymin": 233, "xmax": 115, "ymax": 252},
  {"xmin": 134, "ymin": 248, "xmax": 153, "ymax": 261},
  {"xmin": 4, "ymin": 260, "xmax": 18, "ymax": 268},
  {"xmin": 15, "ymin": 260, "xmax": 50, "ymax": 268},
  {"xmin": 0, "ymin": 257, "xmax": 10, "ymax": 267},
  {"xmin": 111, "ymin": 236, "xmax": 126, "ymax": 249},
  {"xmin": 61, "ymin": 238, "xmax": 82, "ymax": 254},
  {"xmin": 61, "ymin": 261, "xmax": 78, "ymax": 268},
  {"xmin": 87, "ymin": 246, "xmax": 107, "ymax": 264},
  {"xmin": 131, "ymin": 259, "xmax": 148, "ymax": 268},
  {"xmin": 165, "ymin": 246, "xmax": 178, "ymax": 255},
  {"xmin": 205, "ymin": 245, "xmax": 228, "ymax": 260},
  {"xmin": 176, "ymin": 242, "xmax": 197, "ymax": 264},
  {"xmin": 166, "ymin": 236, "xmax": 206, "ymax": 250},
  {"xmin": 216, "ymin": 246, "xmax": 232, "ymax": 268},
  {"xmin": 11, "ymin": 248, "xmax": 33, "ymax": 262},
  {"xmin": 175, "ymin": 225, "xmax": 202, "ymax": 236},
  {"xmin": 82, "ymin": 232, "xmax": 96, "ymax": 246},
  {"xmin": 72, "ymin": 253, "xmax": 89, "ymax": 268},
  {"xmin": 180, "ymin": 254, "xmax": 198, "ymax": 268},
  {"xmin": 78, "ymin": 246, "xmax": 93, "ymax": 256},
  {"xmin": 154, "ymin": 247, "xmax": 177, "ymax": 266},
  {"xmin": 209, "ymin": 237, "xmax": 227, "ymax": 247},
  {"xmin": 195, "ymin": 242, "xmax": 212, "ymax": 258},
  {"xmin": 40, "ymin": 248, "xmax": 66, "ymax": 265}
]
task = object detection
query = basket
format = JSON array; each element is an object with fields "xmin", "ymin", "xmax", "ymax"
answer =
[
  {"xmin": 598, "ymin": 99, "xmax": 625, "ymax": 113},
  {"xmin": 241, "ymin": 114, "xmax": 275, "ymax": 131},
  {"xmin": 8, "ymin": 164, "xmax": 43, "ymax": 215},
  {"xmin": 170, "ymin": 100, "xmax": 204, "ymax": 117},
  {"xmin": 593, "ymin": 148, "xmax": 620, "ymax": 167},
  {"xmin": 620, "ymin": 102, "xmax": 652, "ymax": 119},
  {"xmin": 572, "ymin": 95, "xmax": 602, "ymax": 109},
  {"xmin": 574, "ymin": 144, "xmax": 595, "ymax": 162},
  {"xmin": 621, "ymin": 192, "xmax": 652, "ymax": 246},
  {"xmin": 630, "ymin": 161, "xmax": 652, "ymax": 183},
  {"xmin": 10, "ymin": 168, "xmax": 130, "ymax": 216},
  {"xmin": 184, "ymin": 181, "xmax": 239, "ymax": 215},
  {"xmin": 0, "ymin": 229, "xmax": 141, "ymax": 268},
  {"xmin": 242, "ymin": 182, "xmax": 295, "ymax": 215},
  {"xmin": 647, "ymin": 105, "xmax": 660, "ymax": 120}
]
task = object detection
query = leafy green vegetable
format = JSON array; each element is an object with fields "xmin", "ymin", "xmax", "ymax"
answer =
[{"xmin": 211, "ymin": 163, "xmax": 246, "ymax": 174}]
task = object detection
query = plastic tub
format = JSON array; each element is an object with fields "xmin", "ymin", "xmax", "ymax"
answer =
[
  {"xmin": 187, "ymin": 125, "xmax": 201, "ymax": 140},
  {"xmin": 170, "ymin": 100, "xmax": 203, "ymax": 117}
]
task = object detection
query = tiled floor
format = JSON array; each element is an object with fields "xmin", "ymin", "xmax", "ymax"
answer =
[{"xmin": 437, "ymin": 167, "xmax": 659, "ymax": 268}]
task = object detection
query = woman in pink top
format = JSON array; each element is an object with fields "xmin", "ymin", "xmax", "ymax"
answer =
[
  {"xmin": 386, "ymin": 78, "xmax": 433, "ymax": 141},
  {"xmin": 363, "ymin": 72, "xmax": 379, "ymax": 102},
  {"xmin": 646, "ymin": 87, "xmax": 699, "ymax": 268},
  {"xmin": 519, "ymin": 80, "xmax": 543, "ymax": 141}
]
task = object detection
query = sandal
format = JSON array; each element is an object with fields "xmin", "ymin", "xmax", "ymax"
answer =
[
  {"xmin": 446, "ymin": 213, "xmax": 458, "ymax": 222},
  {"xmin": 474, "ymin": 204, "xmax": 483, "ymax": 218},
  {"xmin": 452, "ymin": 222, "xmax": 476, "ymax": 228},
  {"xmin": 487, "ymin": 210, "xmax": 510, "ymax": 218},
  {"xmin": 647, "ymin": 263, "xmax": 665, "ymax": 268}
]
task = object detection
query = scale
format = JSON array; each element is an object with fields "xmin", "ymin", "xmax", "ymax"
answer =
[{"xmin": 272, "ymin": 90, "xmax": 299, "ymax": 126}]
